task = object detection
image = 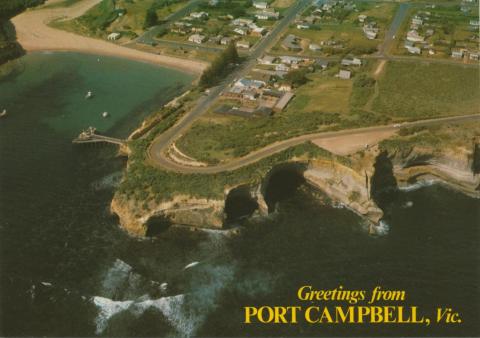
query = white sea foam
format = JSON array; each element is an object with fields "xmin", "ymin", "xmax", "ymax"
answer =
[
  {"xmin": 399, "ymin": 179, "xmax": 437, "ymax": 192},
  {"xmin": 91, "ymin": 171, "xmax": 123, "ymax": 190},
  {"xmin": 373, "ymin": 220, "xmax": 390, "ymax": 236},
  {"xmin": 93, "ymin": 296, "xmax": 134, "ymax": 334}
]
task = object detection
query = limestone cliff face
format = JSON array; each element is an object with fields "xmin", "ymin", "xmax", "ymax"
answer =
[
  {"xmin": 304, "ymin": 158, "xmax": 384, "ymax": 224},
  {"xmin": 111, "ymin": 193, "xmax": 225, "ymax": 237},
  {"xmin": 388, "ymin": 146, "xmax": 480, "ymax": 198}
]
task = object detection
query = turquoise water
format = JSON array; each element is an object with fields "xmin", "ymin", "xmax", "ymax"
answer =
[
  {"xmin": 0, "ymin": 52, "xmax": 191, "ymax": 137},
  {"xmin": 0, "ymin": 52, "xmax": 478, "ymax": 337}
]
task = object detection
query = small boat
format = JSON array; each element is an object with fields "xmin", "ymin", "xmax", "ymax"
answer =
[
  {"xmin": 0, "ymin": 109, "xmax": 6, "ymax": 118},
  {"xmin": 183, "ymin": 261, "xmax": 199, "ymax": 270},
  {"xmin": 102, "ymin": 111, "xmax": 109, "ymax": 118},
  {"xmin": 85, "ymin": 91, "xmax": 93, "ymax": 99}
]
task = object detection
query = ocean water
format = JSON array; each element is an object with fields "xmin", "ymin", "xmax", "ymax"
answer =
[{"xmin": 0, "ymin": 53, "xmax": 479, "ymax": 337}]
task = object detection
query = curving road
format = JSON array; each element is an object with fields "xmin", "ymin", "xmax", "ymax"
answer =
[
  {"xmin": 146, "ymin": 0, "xmax": 480, "ymax": 174},
  {"xmin": 148, "ymin": 0, "xmax": 311, "ymax": 169},
  {"xmin": 148, "ymin": 114, "xmax": 480, "ymax": 174}
]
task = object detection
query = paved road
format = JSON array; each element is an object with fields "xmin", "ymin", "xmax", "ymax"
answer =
[
  {"xmin": 378, "ymin": 2, "xmax": 410, "ymax": 57},
  {"xmin": 148, "ymin": 0, "xmax": 311, "ymax": 169},
  {"xmin": 136, "ymin": 0, "xmax": 203, "ymax": 45},
  {"xmin": 149, "ymin": 114, "xmax": 480, "ymax": 174}
]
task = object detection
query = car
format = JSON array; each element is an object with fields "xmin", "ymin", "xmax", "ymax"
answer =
[{"xmin": 393, "ymin": 123, "xmax": 402, "ymax": 128}]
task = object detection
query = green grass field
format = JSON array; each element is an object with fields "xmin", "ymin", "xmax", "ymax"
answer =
[{"xmin": 372, "ymin": 62, "xmax": 480, "ymax": 119}]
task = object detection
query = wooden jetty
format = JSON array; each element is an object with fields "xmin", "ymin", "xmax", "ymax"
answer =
[{"xmin": 73, "ymin": 127, "xmax": 126, "ymax": 146}]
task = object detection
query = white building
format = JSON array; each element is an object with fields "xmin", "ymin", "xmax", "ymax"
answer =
[
  {"xmin": 107, "ymin": 32, "xmax": 121, "ymax": 41},
  {"xmin": 253, "ymin": 1, "xmax": 268, "ymax": 9},
  {"xmin": 406, "ymin": 30, "xmax": 425, "ymax": 42},
  {"xmin": 338, "ymin": 70, "xmax": 351, "ymax": 79},
  {"xmin": 236, "ymin": 40, "xmax": 251, "ymax": 49},
  {"xmin": 188, "ymin": 34, "xmax": 206, "ymax": 44},
  {"xmin": 190, "ymin": 11, "xmax": 209, "ymax": 19}
]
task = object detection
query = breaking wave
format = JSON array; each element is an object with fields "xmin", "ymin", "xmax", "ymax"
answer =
[
  {"xmin": 372, "ymin": 220, "xmax": 390, "ymax": 237},
  {"xmin": 399, "ymin": 179, "xmax": 438, "ymax": 192}
]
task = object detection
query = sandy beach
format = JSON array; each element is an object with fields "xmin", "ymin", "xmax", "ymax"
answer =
[{"xmin": 11, "ymin": 0, "xmax": 207, "ymax": 75}]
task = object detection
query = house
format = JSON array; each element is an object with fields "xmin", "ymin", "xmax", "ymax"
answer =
[
  {"xmin": 275, "ymin": 64, "xmax": 290, "ymax": 72},
  {"xmin": 274, "ymin": 92, "xmax": 295, "ymax": 112},
  {"xmin": 257, "ymin": 55, "xmax": 276, "ymax": 65},
  {"xmin": 234, "ymin": 28, "xmax": 248, "ymax": 35},
  {"xmin": 279, "ymin": 55, "xmax": 304, "ymax": 65},
  {"xmin": 282, "ymin": 34, "xmax": 302, "ymax": 51},
  {"xmin": 358, "ymin": 14, "xmax": 367, "ymax": 23},
  {"xmin": 220, "ymin": 37, "xmax": 232, "ymax": 45},
  {"xmin": 188, "ymin": 34, "xmax": 206, "ymax": 44},
  {"xmin": 171, "ymin": 22, "xmax": 192, "ymax": 34},
  {"xmin": 341, "ymin": 57, "xmax": 361, "ymax": 66},
  {"xmin": 363, "ymin": 22, "xmax": 378, "ymax": 40},
  {"xmin": 363, "ymin": 27, "xmax": 377, "ymax": 40},
  {"xmin": 190, "ymin": 11, "xmax": 209, "ymax": 19},
  {"xmin": 470, "ymin": 52, "xmax": 479, "ymax": 61},
  {"xmin": 277, "ymin": 83, "xmax": 292, "ymax": 92},
  {"xmin": 236, "ymin": 40, "xmax": 251, "ymax": 49},
  {"xmin": 338, "ymin": 70, "xmax": 351, "ymax": 79},
  {"xmin": 107, "ymin": 32, "xmax": 121, "ymax": 40},
  {"xmin": 469, "ymin": 20, "xmax": 480, "ymax": 27},
  {"xmin": 232, "ymin": 18, "xmax": 254, "ymax": 26},
  {"xmin": 234, "ymin": 78, "xmax": 266, "ymax": 90},
  {"xmin": 253, "ymin": 1, "xmax": 268, "ymax": 9},
  {"xmin": 256, "ymin": 11, "xmax": 280, "ymax": 20},
  {"xmin": 315, "ymin": 59, "xmax": 329, "ymax": 69},
  {"xmin": 406, "ymin": 30, "xmax": 425, "ymax": 42},
  {"xmin": 250, "ymin": 25, "xmax": 267, "ymax": 36},
  {"xmin": 451, "ymin": 49, "xmax": 464, "ymax": 58},
  {"xmin": 209, "ymin": 35, "xmax": 223, "ymax": 44},
  {"xmin": 297, "ymin": 24, "xmax": 310, "ymax": 29},
  {"xmin": 406, "ymin": 45, "xmax": 421, "ymax": 54},
  {"xmin": 411, "ymin": 16, "xmax": 423, "ymax": 26},
  {"xmin": 309, "ymin": 43, "xmax": 322, "ymax": 51}
]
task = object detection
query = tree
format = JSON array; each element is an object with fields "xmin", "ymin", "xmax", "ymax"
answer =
[
  {"xmin": 224, "ymin": 41, "xmax": 239, "ymax": 64},
  {"xmin": 199, "ymin": 42, "xmax": 240, "ymax": 88},
  {"xmin": 285, "ymin": 68, "xmax": 308, "ymax": 87},
  {"xmin": 144, "ymin": 8, "xmax": 158, "ymax": 29}
]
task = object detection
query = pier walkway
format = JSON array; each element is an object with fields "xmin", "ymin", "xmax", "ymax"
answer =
[{"xmin": 73, "ymin": 127, "xmax": 126, "ymax": 146}]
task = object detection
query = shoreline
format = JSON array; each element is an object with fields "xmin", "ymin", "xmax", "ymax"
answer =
[{"xmin": 11, "ymin": 0, "xmax": 208, "ymax": 76}]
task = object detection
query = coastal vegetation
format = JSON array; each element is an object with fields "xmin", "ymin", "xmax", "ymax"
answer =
[
  {"xmin": 119, "ymin": 125, "xmax": 337, "ymax": 208},
  {"xmin": 379, "ymin": 122, "xmax": 480, "ymax": 156},
  {"xmin": 51, "ymin": 0, "xmax": 189, "ymax": 38},
  {"xmin": 0, "ymin": 0, "xmax": 45, "ymax": 65}
]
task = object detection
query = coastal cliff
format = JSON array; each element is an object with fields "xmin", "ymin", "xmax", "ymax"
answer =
[
  {"xmin": 111, "ymin": 194, "xmax": 225, "ymax": 237},
  {"xmin": 304, "ymin": 158, "xmax": 384, "ymax": 225},
  {"xmin": 111, "ymin": 124, "xmax": 480, "ymax": 237},
  {"xmin": 380, "ymin": 124, "xmax": 480, "ymax": 198}
]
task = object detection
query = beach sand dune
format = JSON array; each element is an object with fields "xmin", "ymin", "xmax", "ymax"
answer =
[{"xmin": 12, "ymin": 0, "xmax": 207, "ymax": 74}]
